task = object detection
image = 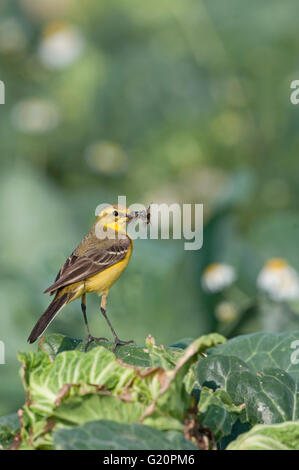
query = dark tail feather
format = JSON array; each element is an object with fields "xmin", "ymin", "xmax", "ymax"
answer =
[{"xmin": 28, "ymin": 293, "xmax": 69, "ymax": 344}]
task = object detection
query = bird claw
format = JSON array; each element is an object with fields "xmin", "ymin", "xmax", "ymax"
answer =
[
  {"xmin": 85, "ymin": 335, "xmax": 109, "ymax": 352},
  {"xmin": 112, "ymin": 338, "xmax": 135, "ymax": 352}
]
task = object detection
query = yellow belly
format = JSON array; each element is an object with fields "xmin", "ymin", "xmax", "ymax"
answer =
[
  {"xmin": 85, "ymin": 255, "xmax": 131, "ymax": 294},
  {"xmin": 58, "ymin": 239, "xmax": 133, "ymax": 302}
]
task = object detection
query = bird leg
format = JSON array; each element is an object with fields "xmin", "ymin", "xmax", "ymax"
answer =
[
  {"xmin": 81, "ymin": 293, "xmax": 108, "ymax": 351},
  {"xmin": 100, "ymin": 293, "xmax": 134, "ymax": 352}
]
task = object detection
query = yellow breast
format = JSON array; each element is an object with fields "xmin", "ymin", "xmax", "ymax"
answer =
[{"xmin": 85, "ymin": 240, "xmax": 133, "ymax": 295}]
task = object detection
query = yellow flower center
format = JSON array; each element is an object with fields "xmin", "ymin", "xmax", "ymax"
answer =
[
  {"xmin": 264, "ymin": 258, "xmax": 288, "ymax": 270},
  {"xmin": 204, "ymin": 263, "xmax": 221, "ymax": 274}
]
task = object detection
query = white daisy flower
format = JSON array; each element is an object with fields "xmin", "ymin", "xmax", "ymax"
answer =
[
  {"xmin": 257, "ymin": 258, "xmax": 299, "ymax": 301},
  {"xmin": 38, "ymin": 24, "xmax": 84, "ymax": 69},
  {"xmin": 11, "ymin": 98, "xmax": 59, "ymax": 134},
  {"xmin": 201, "ymin": 263, "xmax": 236, "ymax": 293}
]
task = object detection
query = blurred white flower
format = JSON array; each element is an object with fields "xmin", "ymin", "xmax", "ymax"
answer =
[
  {"xmin": 85, "ymin": 141, "xmax": 128, "ymax": 175},
  {"xmin": 38, "ymin": 24, "xmax": 84, "ymax": 69},
  {"xmin": 201, "ymin": 263, "xmax": 236, "ymax": 293},
  {"xmin": 215, "ymin": 301, "xmax": 238, "ymax": 323},
  {"xmin": 257, "ymin": 258, "xmax": 299, "ymax": 301},
  {"xmin": 11, "ymin": 98, "xmax": 59, "ymax": 134}
]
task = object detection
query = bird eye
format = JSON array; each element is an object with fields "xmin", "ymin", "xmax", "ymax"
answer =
[{"xmin": 113, "ymin": 210, "xmax": 119, "ymax": 217}]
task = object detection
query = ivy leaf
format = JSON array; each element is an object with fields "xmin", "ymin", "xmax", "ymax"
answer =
[
  {"xmin": 197, "ymin": 356, "xmax": 299, "ymax": 426},
  {"xmin": 208, "ymin": 331, "xmax": 299, "ymax": 383},
  {"xmin": 197, "ymin": 387, "xmax": 244, "ymax": 440},
  {"xmin": 227, "ymin": 421, "xmax": 299, "ymax": 450},
  {"xmin": 38, "ymin": 334, "xmax": 82, "ymax": 358},
  {"xmin": 53, "ymin": 420, "xmax": 198, "ymax": 450}
]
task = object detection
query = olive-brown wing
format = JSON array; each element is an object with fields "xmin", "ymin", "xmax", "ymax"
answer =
[{"xmin": 44, "ymin": 239, "xmax": 130, "ymax": 294}]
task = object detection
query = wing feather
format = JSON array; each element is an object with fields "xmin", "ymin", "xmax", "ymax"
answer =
[{"xmin": 44, "ymin": 238, "xmax": 131, "ymax": 294}]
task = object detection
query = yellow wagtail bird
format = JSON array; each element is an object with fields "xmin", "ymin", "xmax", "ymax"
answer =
[{"xmin": 28, "ymin": 205, "xmax": 140, "ymax": 350}]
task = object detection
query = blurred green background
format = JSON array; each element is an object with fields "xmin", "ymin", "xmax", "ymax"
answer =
[{"xmin": 1, "ymin": 0, "xmax": 299, "ymax": 415}]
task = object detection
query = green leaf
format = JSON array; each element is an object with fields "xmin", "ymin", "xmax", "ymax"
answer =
[
  {"xmin": 139, "ymin": 333, "xmax": 226, "ymax": 430},
  {"xmin": 197, "ymin": 356, "xmax": 299, "ymax": 426},
  {"xmin": 53, "ymin": 420, "xmax": 198, "ymax": 450},
  {"xmin": 227, "ymin": 421, "xmax": 299, "ymax": 450},
  {"xmin": 170, "ymin": 338, "xmax": 195, "ymax": 349},
  {"xmin": 39, "ymin": 332, "xmax": 225, "ymax": 367},
  {"xmin": 0, "ymin": 413, "xmax": 20, "ymax": 449},
  {"xmin": 0, "ymin": 413, "xmax": 19, "ymax": 430},
  {"xmin": 197, "ymin": 387, "xmax": 244, "ymax": 440},
  {"xmin": 192, "ymin": 333, "xmax": 227, "ymax": 353},
  {"xmin": 53, "ymin": 395, "xmax": 145, "ymax": 427},
  {"xmin": 19, "ymin": 333, "xmax": 224, "ymax": 448},
  {"xmin": 19, "ymin": 347, "xmax": 136, "ymax": 417},
  {"xmin": 144, "ymin": 335, "xmax": 184, "ymax": 369},
  {"xmin": 208, "ymin": 331, "xmax": 299, "ymax": 383},
  {"xmin": 39, "ymin": 333, "xmax": 184, "ymax": 368},
  {"xmin": 0, "ymin": 426, "xmax": 15, "ymax": 449},
  {"xmin": 38, "ymin": 334, "xmax": 83, "ymax": 358}
]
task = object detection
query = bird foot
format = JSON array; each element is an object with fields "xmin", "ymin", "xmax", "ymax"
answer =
[
  {"xmin": 112, "ymin": 337, "xmax": 135, "ymax": 352},
  {"xmin": 85, "ymin": 335, "xmax": 109, "ymax": 352}
]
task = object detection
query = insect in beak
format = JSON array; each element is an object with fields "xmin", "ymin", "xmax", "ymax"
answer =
[
  {"xmin": 127, "ymin": 206, "xmax": 151, "ymax": 224},
  {"xmin": 136, "ymin": 205, "xmax": 151, "ymax": 224},
  {"xmin": 146, "ymin": 205, "xmax": 151, "ymax": 224},
  {"xmin": 127, "ymin": 211, "xmax": 138, "ymax": 221}
]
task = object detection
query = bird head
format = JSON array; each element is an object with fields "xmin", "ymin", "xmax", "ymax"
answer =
[{"xmin": 96, "ymin": 204, "xmax": 137, "ymax": 237}]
